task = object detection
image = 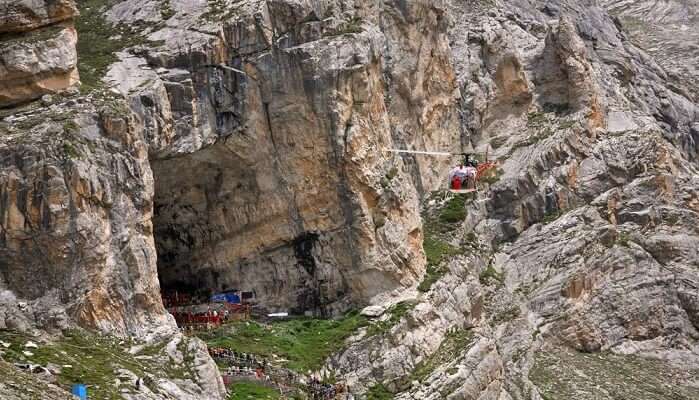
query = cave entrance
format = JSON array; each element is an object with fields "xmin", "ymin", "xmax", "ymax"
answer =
[
  {"xmin": 150, "ymin": 142, "xmax": 344, "ymax": 324},
  {"xmin": 150, "ymin": 144, "xmax": 260, "ymax": 328}
]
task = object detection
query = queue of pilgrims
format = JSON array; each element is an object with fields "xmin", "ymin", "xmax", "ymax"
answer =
[{"xmin": 209, "ymin": 347, "xmax": 349, "ymax": 399}]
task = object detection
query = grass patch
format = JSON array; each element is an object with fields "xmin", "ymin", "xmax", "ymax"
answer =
[
  {"xmin": 197, "ymin": 312, "xmax": 367, "ymax": 373},
  {"xmin": 417, "ymin": 235, "xmax": 461, "ymax": 292},
  {"xmin": 527, "ymin": 111, "xmax": 548, "ymax": 127},
  {"xmin": 417, "ymin": 193, "xmax": 468, "ymax": 292},
  {"xmin": 559, "ymin": 119, "xmax": 576, "ymax": 130},
  {"xmin": 385, "ymin": 167, "xmax": 398, "ymax": 180},
  {"xmin": 479, "ymin": 263, "xmax": 503, "ymax": 285},
  {"xmin": 200, "ymin": 0, "xmax": 237, "ymax": 22},
  {"xmin": 366, "ymin": 383, "xmax": 394, "ymax": 400},
  {"xmin": 438, "ymin": 195, "xmax": 466, "ymax": 224},
  {"xmin": 0, "ymin": 330, "xmax": 193, "ymax": 399},
  {"xmin": 417, "ymin": 263, "xmax": 445, "ymax": 292},
  {"xmin": 504, "ymin": 110, "xmax": 558, "ymax": 155},
  {"xmin": 62, "ymin": 142, "xmax": 81, "ymax": 159},
  {"xmin": 542, "ymin": 210, "xmax": 561, "ymax": 224},
  {"xmin": 366, "ymin": 301, "xmax": 416, "ymax": 336},
  {"xmin": 423, "ymin": 235, "xmax": 461, "ymax": 268},
  {"xmin": 62, "ymin": 120, "xmax": 79, "ymax": 134},
  {"xmin": 409, "ymin": 329, "xmax": 474, "ymax": 383},
  {"xmin": 228, "ymin": 382, "xmax": 280, "ymax": 400}
]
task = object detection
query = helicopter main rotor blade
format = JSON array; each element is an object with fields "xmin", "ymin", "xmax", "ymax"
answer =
[{"xmin": 386, "ymin": 149, "xmax": 457, "ymax": 156}]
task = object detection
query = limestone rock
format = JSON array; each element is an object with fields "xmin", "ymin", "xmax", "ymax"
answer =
[
  {"xmin": 0, "ymin": 0, "xmax": 698, "ymax": 398},
  {"xmin": 0, "ymin": 0, "xmax": 79, "ymax": 107},
  {"xmin": 0, "ymin": 96, "xmax": 173, "ymax": 337},
  {"xmin": 360, "ymin": 305, "xmax": 386, "ymax": 318},
  {"xmin": 0, "ymin": 23, "xmax": 79, "ymax": 107},
  {"xmin": 0, "ymin": 0, "xmax": 78, "ymax": 33}
]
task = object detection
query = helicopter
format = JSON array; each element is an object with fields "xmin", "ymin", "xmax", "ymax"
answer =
[{"xmin": 386, "ymin": 148, "xmax": 497, "ymax": 194}]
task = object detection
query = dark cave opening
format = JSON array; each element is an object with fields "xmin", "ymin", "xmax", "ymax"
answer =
[{"xmin": 149, "ymin": 142, "xmax": 345, "ymax": 323}]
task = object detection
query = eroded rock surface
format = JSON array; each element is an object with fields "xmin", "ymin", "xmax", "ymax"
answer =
[
  {"xmin": 103, "ymin": 0, "xmax": 463, "ymax": 314},
  {"xmin": 0, "ymin": 0, "xmax": 698, "ymax": 399},
  {"xmin": 0, "ymin": 0, "xmax": 79, "ymax": 107}
]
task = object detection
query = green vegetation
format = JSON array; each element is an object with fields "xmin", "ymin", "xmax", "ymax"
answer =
[
  {"xmin": 62, "ymin": 142, "xmax": 81, "ymax": 159},
  {"xmin": 0, "ymin": 358, "xmax": 71, "ymax": 398},
  {"xmin": 228, "ymin": 382, "xmax": 281, "ymax": 400},
  {"xmin": 504, "ymin": 110, "xmax": 560, "ymax": 154},
  {"xmin": 541, "ymin": 210, "xmax": 561, "ymax": 224},
  {"xmin": 0, "ymin": 330, "xmax": 194, "ymax": 399},
  {"xmin": 385, "ymin": 167, "xmax": 399, "ymax": 181},
  {"xmin": 408, "ymin": 329, "xmax": 473, "ymax": 383},
  {"xmin": 417, "ymin": 193, "xmax": 469, "ymax": 292},
  {"xmin": 424, "ymin": 235, "xmax": 461, "ymax": 267},
  {"xmin": 479, "ymin": 263, "xmax": 503, "ymax": 285},
  {"xmin": 559, "ymin": 119, "xmax": 576, "ymax": 130},
  {"xmin": 338, "ymin": 16, "xmax": 363, "ymax": 35},
  {"xmin": 200, "ymin": 0, "xmax": 230, "ymax": 22},
  {"xmin": 197, "ymin": 313, "xmax": 367, "ymax": 373},
  {"xmin": 75, "ymin": 0, "xmax": 160, "ymax": 92},
  {"xmin": 529, "ymin": 347, "xmax": 699, "ymax": 400},
  {"xmin": 510, "ymin": 128, "xmax": 554, "ymax": 152},
  {"xmin": 367, "ymin": 301, "xmax": 416, "ymax": 336},
  {"xmin": 159, "ymin": 0, "xmax": 176, "ymax": 20},
  {"xmin": 417, "ymin": 263, "xmax": 446, "ymax": 292},
  {"xmin": 7, "ymin": 108, "xmax": 75, "ymax": 132},
  {"xmin": 616, "ymin": 231, "xmax": 632, "ymax": 247},
  {"xmin": 62, "ymin": 120, "xmax": 79, "ymax": 134},
  {"xmin": 664, "ymin": 212, "xmax": 680, "ymax": 226},
  {"xmin": 418, "ymin": 235, "xmax": 462, "ymax": 292},
  {"xmin": 492, "ymin": 306, "xmax": 520, "ymax": 324},
  {"xmin": 366, "ymin": 383, "xmax": 394, "ymax": 400},
  {"xmin": 438, "ymin": 195, "xmax": 467, "ymax": 224},
  {"xmin": 527, "ymin": 111, "xmax": 548, "ymax": 127}
]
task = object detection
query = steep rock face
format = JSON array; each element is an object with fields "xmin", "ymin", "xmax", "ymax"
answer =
[
  {"xmin": 602, "ymin": 0, "xmax": 699, "ymax": 102},
  {"xmin": 1, "ymin": 0, "xmax": 698, "ymax": 398},
  {"xmin": 0, "ymin": 95, "xmax": 173, "ymax": 337},
  {"xmin": 0, "ymin": 0, "xmax": 463, "ymax": 330},
  {"xmin": 328, "ymin": 239, "xmax": 499, "ymax": 398},
  {"xmin": 103, "ymin": 0, "xmax": 462, "ymax": 313},
  {"xmin": 0, "ymin": 0, "xmax": 78, "ymax": 33},
  {"xmin": 455, "ymin": 0, "xmax": 699, "ymax": 398},
  {"xmin": 322, "ymin": 0, "xmax": 698, "ymax": 398},
  {"xmin": 0, "ymin": 0, "xmax": 79, "ymax": 107}
]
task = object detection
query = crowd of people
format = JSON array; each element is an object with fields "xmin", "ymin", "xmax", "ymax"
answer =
[
  {"xmin": 307, "ymin": 377, "xmax": 347, "ymax": 399},
  {"xmin": 209, "ymin": 347, "xmax": 350, "ymax": 399},
  {"xmin": 209, "ymin": 348, "xmax": 266, "ymax": 369}
]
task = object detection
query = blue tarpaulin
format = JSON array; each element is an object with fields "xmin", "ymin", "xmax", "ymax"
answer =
[
  {"xmin": 72, "ymin": 384, "xmax": 87, "ymax": 400},
  {"xmin": 225, "ymin": 293, "xmax": 241, "ymax": 304},
  {"xmin": 210, "ymin": 293, "xmax": 226, "ymax": 302},
  {"xmin": 211, "ymin": 293, "xmax": 241, "ymax": 304}
]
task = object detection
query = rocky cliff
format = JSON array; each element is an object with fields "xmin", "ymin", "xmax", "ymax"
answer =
[
  {"xmin": 0, "ymin": 0, "xmax": 698, "ymax": 399},
  {"xmin": 0, "ymin": 0, "xmax": 79, "ymax": 107}
]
